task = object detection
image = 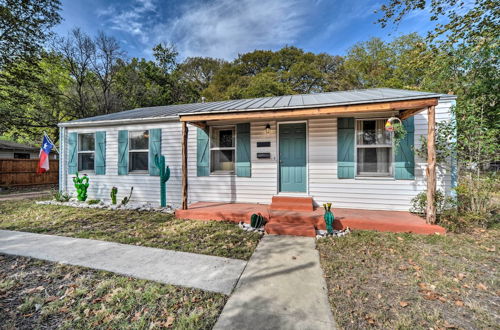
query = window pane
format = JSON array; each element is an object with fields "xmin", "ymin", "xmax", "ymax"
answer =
[
  {"xmin": 78, "ymin": 153, "xmax": 94, "ymax": 171},
  {"xmin": 212, "ymin": 128, "xmax": 234, "ymax": 148},
  {"xmin": 129, "ymin": 152, "xmax": 148, "ymax": 171},
  {"xmin": 211, "ymin": 150, "xmax": 234, "ymax": 171},
  {"xmin": 357, "ymin": 120, "xmax": 391, "ymax": 145},
  {"xmin": 130, "ymin": 130, "xmax": 149, "ymax": 150},
  {"xmin": 357, "ymin": 147, "xmax": 391, "ymax": 175},
  {"xmin": 79, "ymin": 133, "xmax": 95, "ymax": 151}
]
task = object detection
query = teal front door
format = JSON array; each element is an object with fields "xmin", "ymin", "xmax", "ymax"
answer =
[{"xmin": 279, "ymin": 123, "xmax": 307, "ymax": 192}]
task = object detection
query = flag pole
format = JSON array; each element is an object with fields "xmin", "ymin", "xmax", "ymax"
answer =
[{"xmin": 43, "ymin": 131, "xmax": 60, "ymax": 154}]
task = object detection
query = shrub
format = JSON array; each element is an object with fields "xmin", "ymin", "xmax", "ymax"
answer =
[
  {"xmin": 455, "ymin": 174, "xmax": 498, "ymax": 215},
  {"xmin": 410, "ymin": 190, "xmax": 454, "ymax": 217},
  {"xmin": 53, "ymin": 191, "xmax": 70, "ymax": 202},
  {"xmin": 87, "ymin": 199, "xmax": 101, "ymax": 205}
]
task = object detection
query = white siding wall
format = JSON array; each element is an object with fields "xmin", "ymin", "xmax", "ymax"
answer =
[
  {"xmin": 62, "ymin": 98, "xmax": 454, "ymax": 211},
  {"xmin": 63, "ymin": 122, "xmax": 183, "ymax": 207},
  {"xmin": 308, "ymin": 99, "xmax": 453, "ymax": 211}
]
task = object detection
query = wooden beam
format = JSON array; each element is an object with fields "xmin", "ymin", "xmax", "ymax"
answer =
[
  {"xmin": 181, "ymin": 121, "xmax": 188, "ymax": 210},
  {"xmin": 426, "ymin": 105, "xmax": 437, "ymax": 224},
  {"xmin": 179, "ymin": 98, "xmax": 439, "ymax": 122},
  {"xmin": 399, "ymin": 107, "xmax": 426, "ymax": 120},
  {"xmin": 188, "ymin": 121, "xmax": 207, "ymax": 129}
]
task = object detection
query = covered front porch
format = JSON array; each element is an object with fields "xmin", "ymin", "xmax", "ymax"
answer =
[{"xmin": 175, "ymin": 199, "xmax": 446, "ymax": 237}]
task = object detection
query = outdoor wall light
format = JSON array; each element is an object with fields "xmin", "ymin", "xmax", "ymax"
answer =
[{"xmin": 265, "ymin": 123, "xmax": 271, "ymax": 134}]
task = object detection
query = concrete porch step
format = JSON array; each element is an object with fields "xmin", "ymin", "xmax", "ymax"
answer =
[
  {"xmin": 270, "ymin": 196, "xmax": 314, "ymax": 212},
  {"xmin": 265, "ymin": 222, "xmax": 316, "ymax": 237}
]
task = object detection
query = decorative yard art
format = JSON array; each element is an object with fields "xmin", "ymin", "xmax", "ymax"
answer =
[
  {"xmin": 316, "ymin": 203, "xmax": 351, "ymax": 239},
  {"xmin": 323, "ymin": 203, "xmax": 335, "ymax": 234},
  {"xmin": 72, "ymin": 172, "xmax": 89, "ymax": 201},
  {"xmin": 154, "ymin": 155, "xmax": 171, "ymax": 207}
]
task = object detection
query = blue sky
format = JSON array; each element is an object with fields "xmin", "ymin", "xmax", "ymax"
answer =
[{"xmin": 54, "ymin": 0, "xmax": 439, "ymax": 61}]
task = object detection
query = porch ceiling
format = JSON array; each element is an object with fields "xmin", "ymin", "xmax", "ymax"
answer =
[{"xmin": 179, "ymin": 97, "xmax": 439, "ymax": 124}]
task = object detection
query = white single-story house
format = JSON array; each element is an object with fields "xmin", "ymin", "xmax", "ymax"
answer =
[{"xmin": 58, "ymin": 88, "xmax": 456, "ymax": 219}]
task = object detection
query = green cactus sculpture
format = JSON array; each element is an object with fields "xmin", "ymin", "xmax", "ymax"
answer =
[
  {"xmin": 154, "ymin": 155, "xmax": 171, "ymax": 207},
  {"xmin": 110, "ymin": 186, "xmax": 118, "ymax": 204},
  {"xmin": 323, "ymin": 203, "xmax": 334, "ymax": 234},
  {"xmin": 250, "ymin": 213, "xmax": 266, "ymax": 228},
  {"xmin": 72, "ymin": 172, "xmax": 89, "ymax": 202},
  {"xmin": 121, "ymin": 187, "xmax": 133, "ymax": 206}
]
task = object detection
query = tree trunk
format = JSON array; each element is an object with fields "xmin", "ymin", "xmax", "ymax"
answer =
[{"xmin": 426, "ymin": 105, "xmax": 437, "ymax": 224}]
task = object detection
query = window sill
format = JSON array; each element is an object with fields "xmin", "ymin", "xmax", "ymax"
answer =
[
  {"xmin": 355, "ymin": 176, "xmax": 395, "ymax": 181},
  {"xmin": 210, "ymin": 171, "xmax": 235, "ymax": 177},
  {"xmin": 129, "ymin": 171, "xmax": 148, "ymax": 175}
]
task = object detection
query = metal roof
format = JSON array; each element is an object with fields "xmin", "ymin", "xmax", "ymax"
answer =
[
  {"xmin": 60, "ymin": 88, "xmax": 452, "ymax": 126},
  {"xmin": 0, "ymin": 139, "xmax": 39, "ymax": 151}
]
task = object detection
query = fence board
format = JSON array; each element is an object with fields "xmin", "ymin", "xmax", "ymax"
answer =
[{"xmin": 0, "ymin": 159, "xmax": 58, "ymax": 186}]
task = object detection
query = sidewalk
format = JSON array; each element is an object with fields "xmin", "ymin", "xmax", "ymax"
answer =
[
  {"xmin": 0, "ymin": 230, "xmax": 246, "ymax": 294},
  {"xmin": 214, "ymin": 235, "xmax": 336, "ymax": 330},
  {"xmin": 0, "ymin": 190, "xmax": 51, "ymax": 201}
]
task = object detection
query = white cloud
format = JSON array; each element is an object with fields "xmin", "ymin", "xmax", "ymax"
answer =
[
  {"xmin": 97, "ymin": 0, "xmax": 157, "ymax": 44},
  {"xmin": 161, "ymin": 0, "xmax": 309, "ymax": 59}
]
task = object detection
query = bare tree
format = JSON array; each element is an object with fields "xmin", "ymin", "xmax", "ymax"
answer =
[
  {"xmin": 91, "ymin": 32, "xmax": 124, "ymax": 114},
  {"xmin": 55, "ymin": 28, "xmax": 96, "ymax": 118}
]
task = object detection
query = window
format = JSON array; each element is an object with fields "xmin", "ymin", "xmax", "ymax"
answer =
[
  {"xmin": 78, "ymin": 133, "xmax": 95, "ymax": 171},
  {"xmin": 356, "ymin": 119, "xmax": 392, "ymax": 177},
  {"xmin": 129, "ymin": 130, "xmax": 149, "ymax": 171},
  {"xmin": 210, "ymin": 126, "xmax": 235, "ymax": 173},
  {"xmin": 14, "ymin": 153, "xmax": 30, "ymax": 159}
]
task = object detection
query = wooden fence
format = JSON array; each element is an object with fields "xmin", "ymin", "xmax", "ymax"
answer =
[{"xmin": 0, "ymin": 159, "xmax": 59, "ymax": 186}]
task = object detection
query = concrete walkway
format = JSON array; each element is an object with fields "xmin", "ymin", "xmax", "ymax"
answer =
[
  {"xmin": 0, "ymin": 190, "xmax": 51, "ymax": 201},
  {"xmin": 0, "ymin": 230, "xmax": 246, "ymax": 294},
  {"xmin": 214, "ymin": 235, "xmax": 336, "ymax": 330}
]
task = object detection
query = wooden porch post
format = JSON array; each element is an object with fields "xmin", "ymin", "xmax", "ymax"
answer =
[
  {"xmin": 181, "ymin": 122, "xmax": 188, "ymax": 210},
  {"xmin": 426, "ymin": 105, "xmax": 437, "ymax": 224}
]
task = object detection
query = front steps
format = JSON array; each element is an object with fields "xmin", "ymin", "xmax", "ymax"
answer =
[
  {"xmin": 265, "ymin": 196, "xmax": 318, "ymax": 236},
  {"xmin": 270, "ymin": 196, "xmax": 314, "ymax": 212}
]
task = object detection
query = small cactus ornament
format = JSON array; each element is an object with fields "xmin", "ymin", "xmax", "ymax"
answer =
[
  {"xmin": 73, "ymin": 172, "xmax": 89, "ymax": 201},
  {"xmin": 110, "ymin": 186, "xmax": 118, "ymax": 204},
  {"xmin": 323, "ymin": 203, "xmax": 334, "ymax": 234}
]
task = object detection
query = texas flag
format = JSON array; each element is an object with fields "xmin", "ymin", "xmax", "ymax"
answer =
[{"xmin": 37, "ymin": 135, "xmax": 54, "ymax": 174}]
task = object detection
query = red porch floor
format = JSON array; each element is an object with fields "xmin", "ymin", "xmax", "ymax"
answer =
[{"xmin": 175, "ymin": 201, "xmax": 446, "ymax": 237}]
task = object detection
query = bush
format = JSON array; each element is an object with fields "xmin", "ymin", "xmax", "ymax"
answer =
[
  {"xmin": 53, "ymin": 191, "xmax": 70, "ymax": 202},
  {"xmin": 87, "ymin": 199, "xmax": 101, "ymax": 205},
  {"xmin": 455, "ymin": 174, "xmax": 498, "ymax": 215},
  {"xmin": 412, "ymin": 174, "xmax": 499, "ymax": 232},
  {"xmin": 410, "ymin": 190, "xmax": 454, "ymax": 217}
]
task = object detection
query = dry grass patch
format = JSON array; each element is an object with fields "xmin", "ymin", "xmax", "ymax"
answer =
[
  {"xmin": 0, "ymin": 199, "xmax": 261, "ymax": 260},
  {"xmin": 0, "ymin": 254, "xmax": 226, "ymax": 329},
  {"xmin": 317, "ymin": 228, "xmax": 499, "ymax": 329}
]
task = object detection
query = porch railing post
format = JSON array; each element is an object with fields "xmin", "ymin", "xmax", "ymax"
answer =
[
  {"xmin": 181, "ymin": 122, "xmax": 188, "ymax": 210},
  {"xmin": 426, "ymin": 105, "xmax": 437, "ymax": 224}
]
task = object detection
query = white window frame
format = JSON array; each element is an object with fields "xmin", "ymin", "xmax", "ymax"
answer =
[
  {"xmin": 209, "ymin": 125, "xmax": 236, "ymax": 175},
  {"xmin": 77, "ymin": 132, "xmax": 95, "ymax": 172},
  {"xmin": 355, "ymin": 118, "xmax": 394, "ymax": 178},
  {"xmin": 128, "ymin": 130, "xmax": 149, "ymax": 173}
]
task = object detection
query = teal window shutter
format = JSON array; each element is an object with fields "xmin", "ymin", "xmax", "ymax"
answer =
[
  {"xmin": 197, "ymin": 128, "xmax": 209, "ymax": 176},
  {"xmin": 337, "ymin": 118, "xmax": 355, "ymax": 179},
  {"xmin": 236, "ymin": 123, "xmax": 251, "ymax": 177},
  {"xmin": 118, "ymin": 130, "xmax": 129, "ymax": 175},
  {"xmin": 395, "ymin": 116, "xmax": 415, "ymax": 180},
  {"xmin": 95, "ymin": 131, "xmax": 106, "ymax": 175},
  {"xmin": 67, "ymin": 132, "xmax": 77, "ymax": 174},
  {"xmin": 149, "ymin": 128, "xmax": 161, "ymax": 176}
]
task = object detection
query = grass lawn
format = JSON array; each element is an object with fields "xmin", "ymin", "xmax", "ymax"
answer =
[
  {"xmin": 318, "ymin": 228, "xmax": 499, "ymax": 329},
  {"xmin": 0, "ymin": 254, "xmax": 226, "ymax": 329},
  {"xmin": 0, "ymin": 199, "xmax": 261, "ymax": 260}
]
